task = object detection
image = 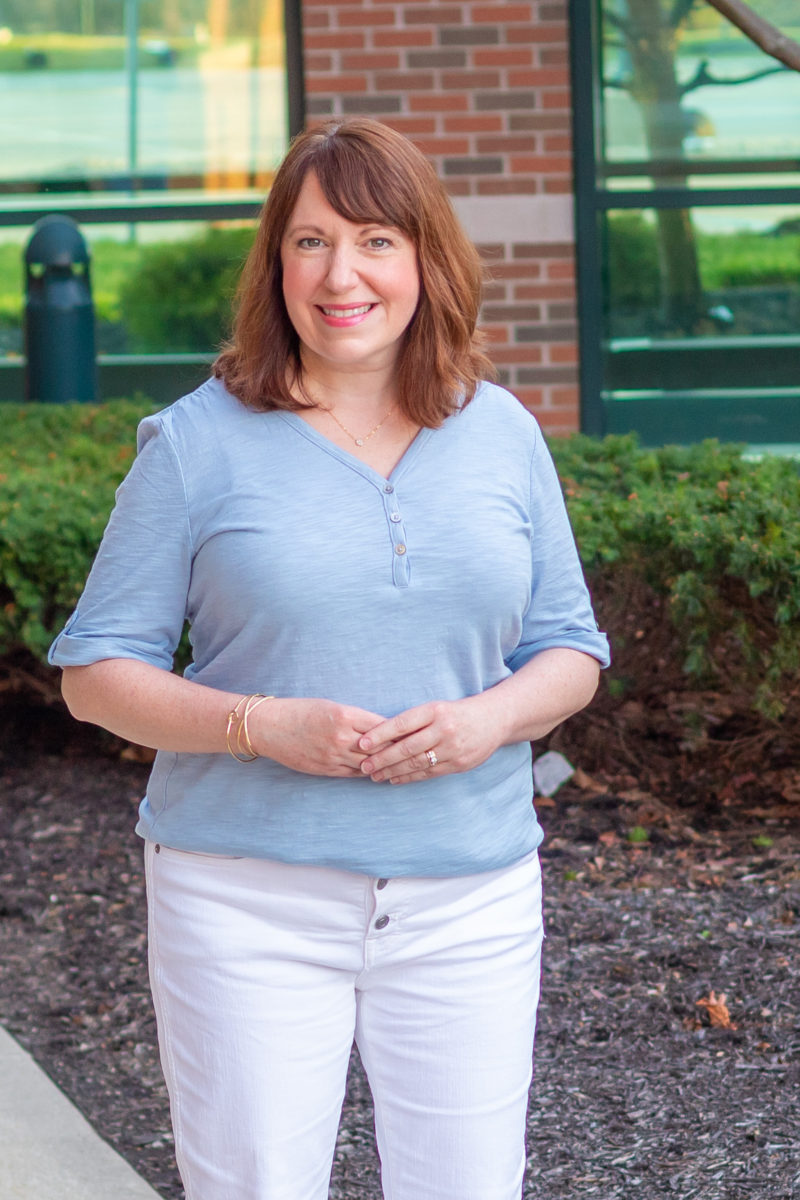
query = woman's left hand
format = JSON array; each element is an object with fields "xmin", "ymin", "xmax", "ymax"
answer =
[{"xmin": 357, "ymin": 696, "xmax": 503, "ymax": 785}]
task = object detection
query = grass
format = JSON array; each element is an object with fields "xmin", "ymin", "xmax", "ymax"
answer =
[{"xmin": 0, "ymin": 31, "xmax": 284, "ymax": 72}]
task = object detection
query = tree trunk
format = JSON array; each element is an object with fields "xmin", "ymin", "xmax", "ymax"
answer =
[{"xmin": 619, "ymin": 0, "xmax": 704, "ymax": 334}]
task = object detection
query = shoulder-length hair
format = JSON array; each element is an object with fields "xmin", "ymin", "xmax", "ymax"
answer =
[{"xmin": 214, "ymin": 118, "xmax": 494, "ymax": 426}]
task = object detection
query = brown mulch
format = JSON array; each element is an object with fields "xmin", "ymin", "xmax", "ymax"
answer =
[{"xmin": 0, "ymin": 722, "xmax": 798, "ymax": 1200}]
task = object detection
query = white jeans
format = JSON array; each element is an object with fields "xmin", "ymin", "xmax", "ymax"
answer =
[{"xmin": 145, "ymin": 841, "xmax": 543, "ymax": 1200}]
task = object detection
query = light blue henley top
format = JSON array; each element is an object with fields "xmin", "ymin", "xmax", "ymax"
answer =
[{"xmin": 49, "ymin": 377, "xmax": 609, "ymax": 877}]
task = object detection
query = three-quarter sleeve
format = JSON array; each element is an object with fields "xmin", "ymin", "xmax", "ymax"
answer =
[
  {"xmin": 48, "ymin": 415, "xmax": 193, "ymax": 671},
  {"xmin": 505, "ymin": 427, "xmax": 610, "ymax": 672}
]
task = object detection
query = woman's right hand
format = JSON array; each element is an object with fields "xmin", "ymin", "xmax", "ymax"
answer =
[{"xmin": 250, "ymin": 697, "xmax": 385, "ymax": 777}]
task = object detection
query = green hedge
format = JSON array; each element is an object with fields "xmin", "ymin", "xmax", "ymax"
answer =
[{"xmin": 2, "ymin": 402, "xmax": 798, "ymax": 758}]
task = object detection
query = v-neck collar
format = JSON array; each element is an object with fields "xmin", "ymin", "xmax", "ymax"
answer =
[{"xmin": 275, "ymin": 410, "xmax": 436, "ymax": 487}]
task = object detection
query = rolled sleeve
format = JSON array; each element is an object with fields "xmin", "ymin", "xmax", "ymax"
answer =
[
  {"xmin": 48, "ymin": 414, "xmax": 193, "ymax": 671},
  {"xmin": 505, "ymin": 429, "xmax": 610, "ymax": 673}
]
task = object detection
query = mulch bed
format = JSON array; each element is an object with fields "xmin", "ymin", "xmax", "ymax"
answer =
[{"xmin": 0, "ymin": 732, "xmax": 798, "ymax": 1200}]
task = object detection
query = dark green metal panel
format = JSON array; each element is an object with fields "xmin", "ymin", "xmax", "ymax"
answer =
[
  {"xmin": 604, "ymin": 390, "xmax": 800, "ymax": 447},
  {"xmin": 1, "ymin": 355, "xmax": 214, "ymax": 406},
  {"xmin": 568, "ymin": 0, "xmax": 800, "ymax": 447}
]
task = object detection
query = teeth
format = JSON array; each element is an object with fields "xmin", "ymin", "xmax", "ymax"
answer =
[{"xmin": 321, "ymin": 304, "xmax": 373, "ymax": 317}]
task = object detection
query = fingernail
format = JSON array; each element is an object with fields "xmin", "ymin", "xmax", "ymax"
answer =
[{"xmin": 360, "ymin": 737, "xmax": 372, "ymax": 750}]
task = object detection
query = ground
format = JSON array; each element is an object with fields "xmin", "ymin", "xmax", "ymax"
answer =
[{"xmin": 0, "ymin": 734, "xmax": 798, "ymax": 1200}]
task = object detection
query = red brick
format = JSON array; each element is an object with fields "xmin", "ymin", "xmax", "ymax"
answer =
[
  {"xmin": 444, "ymin": 178, "xmax": 471, "ymax": 196},
  {"xmin": 541, "ymin": 89, "xmax": 572, "ymax": 109},
  {"xmin": 490, "ymin": 346, "xmax": 544, "ymax": 364},
  {"xmin": 341, "ymin": 51, "xmax": 400, "ymax": 70},
  {"xmin": 305, "ymin": 74, "xmax": 369, "ymax": 93},
  {"xmin": 514, "ymin": 387, "xmax": 544, "ymax": 409},
  {"xmin": 380, "ymin": 116, "xmax": 438, "ymax": 135},
  {"xmin": 489, "ymin": 263, "xmax": 547, "ymax": 281},
  {"xmin": 413, "ymin": 136, "xmax": 472, "ymax": 156},
  {"xmin": 543, "ymin": 177, "xmax": 573, "ymax": 194},
  {"xmin": 514, "ymin": 284, "xmax": 574, "ymax": 301},
  {"xmin": 506, "ymin": 25, "xmax": 567, "ymax": 44},
  {"xmin": 477, "ymin": 178, "xmax": 540, "ymax": 195},
  {"xmin": 441, "ymin": 70, "xmax": 502, "ymax": 89},
  {"xmin": 547, "ymin": 260, "xmax": 575, "ymax": 280},
  {"xmin": 536, "ymin": 405, "xmax": 579, "ymax": 432},
  {"xmin": 475, "ymin": 135, "xmax": 534, "ymax": 153},
  {"xmin": 509, "ymin": 113, "xmax": 570, "ymax": 131},
  {"xmin": 550, "ymin": 386, "xmax": 580, "ymax": 408},
  {"xmin": 374, "ymin": 71, "xmax": 435, "ymax": 90},
  {"xmin": 471, "ymin": 5, "xmax": 535, "ymax": 21},
  {"xmin": 409, "ymin": 93, "xmax": 469, "ymax": 112},
  {"xmin": 540, "ymin": 47, "xmax": 569, "ymax": 67},
  {"xmin": 544, "ymin": 134, "xmax": 572, "ymax": 151},
  {"xmin": 482, "ymin": 324, "xmax": 514, "ymax": 346},
  {"xmin": 507, "ymin": 68, "xmax": 568, "ymax": 88},
  {"xmin": 304, "ymin": 53, "xmax": 334, "ymax": 72},
  {"xmin": 303, "ymin": 9, "xmax": 330, "ymax": 28},
  {"xmin": 444, "ymin": 114, "xmax": 504, "ymax": 133},
  {"xmin": 510, "ymin": 154, "xmax": 571, "ymax": 173},
  {"xmin": 305, "ymin": 31, "xmax": 365, "ymax": 49},
  {"xmin": 473, "ymin": 47, "xmax": 534, "ymax": 67},
  {"xmin": 373, "ymin": 29, "xmax": 435, "ymax": 46},
  {"xmin": 404, "ymin": 7, "xmax": 466, "ymax": 24},
  {"xmin": 548, "ymin": 344, "xmax": 578, "ymax": 364},
  {"xmin": 512, "ymin": 243, "xmax": 572, "ymax": 258},
  {"xmin": 336, "ymin": 8, "xmax": 397, "ymax": 26}
]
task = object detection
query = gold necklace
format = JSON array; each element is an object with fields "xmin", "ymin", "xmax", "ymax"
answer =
[{"xmin": 325, "ymin": 404, "xmax": 396, "ymax": 447}]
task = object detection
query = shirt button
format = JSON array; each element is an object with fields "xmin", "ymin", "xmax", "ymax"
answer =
[
  {"xmin": 383, "ymin": 484, "xmax": 394, "ymax": 493},
  {"xmin": 390, "ymin": 512, "xmax": 402, "ymax": 523},
  {"xmin": 395, "ymin": 544, "xmax": 406, "ymax": 555},
  {"xmin": 376, "ymin": 878, "xmax": 389, "ymax": 890},
  {"xmin": 375, "ymin": 914, "xmax": 390, "ymax": 929}
]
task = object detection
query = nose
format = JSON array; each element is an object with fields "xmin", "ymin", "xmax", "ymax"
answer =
[{"xmin": 324, "ymin": 244, "xmax": 360, "ymax": 293}]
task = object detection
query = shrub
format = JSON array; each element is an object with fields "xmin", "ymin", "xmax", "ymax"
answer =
[
  {"xmin": 118, "ymin": 226, "xmax": 256, "ymax": 353},
  {"xmin": 2, "ymin": 405, "xmax": 798, "ymax": 772},
  {"xmin": 0, "ymin": 399, "xmax": 157, "ymax": 661},
  {"xmin": 550, "ymin": 434, "xmax": 800, "ymax": 757}
]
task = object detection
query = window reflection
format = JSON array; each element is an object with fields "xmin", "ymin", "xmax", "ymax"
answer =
[
  {"xmin": 0, "ymin": 1, "xmax": 286, "ymax": 197},
  {"xmin": 601, "ymin": 1, "xmax": 800, "ymax": 169}
]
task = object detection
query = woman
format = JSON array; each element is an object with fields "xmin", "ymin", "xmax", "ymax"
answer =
[{"xmin": 50, "ymin": 118, "xmax": 609, "ymax": 1200}]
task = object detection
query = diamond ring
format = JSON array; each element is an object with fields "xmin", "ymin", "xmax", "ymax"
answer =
[{"xmin": 425, "ymin": 749, "xmax": 438, "ymax": 768}]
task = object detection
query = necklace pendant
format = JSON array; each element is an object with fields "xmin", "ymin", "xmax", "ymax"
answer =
[{"xmin": 355, "ymin": 438, "xmax": 365, "ymax": 446}]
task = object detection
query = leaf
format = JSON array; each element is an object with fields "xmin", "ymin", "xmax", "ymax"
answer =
[{"xmin": 696, "ymin": 990, "xmax": 737, "ymax": 1029}]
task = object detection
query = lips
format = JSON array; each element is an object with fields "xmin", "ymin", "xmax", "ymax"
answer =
[{"xmin": 318, "ymin": 303, "xmax": 375, "ymax": 318}]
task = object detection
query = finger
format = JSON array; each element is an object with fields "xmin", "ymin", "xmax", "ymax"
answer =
[
  {"xmin": 358, "ymin": 706, "xmax": 434, "ymax": 754},
  {"xmin": 361, "ymin": 738, "xmax": 439, "ymax": 777}
]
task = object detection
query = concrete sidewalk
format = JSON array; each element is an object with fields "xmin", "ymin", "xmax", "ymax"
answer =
[{"xmin": 0, "ymin": 1024, "xmax": 163, "ymax": 1200}]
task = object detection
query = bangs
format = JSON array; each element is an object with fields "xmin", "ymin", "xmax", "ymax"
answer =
[{"xmin": 311, "ymin": 139, "xmax": 419, "ymax": 235}]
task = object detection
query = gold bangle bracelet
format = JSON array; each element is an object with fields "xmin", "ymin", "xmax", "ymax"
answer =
[{"xmin": 226, "ymin": 693, "xmax": 274, "ymax": 763}]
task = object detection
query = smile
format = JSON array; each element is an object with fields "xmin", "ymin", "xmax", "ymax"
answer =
[{"xmin": 318, "ymin": 304, "xmax": 375, "ymax": 318}]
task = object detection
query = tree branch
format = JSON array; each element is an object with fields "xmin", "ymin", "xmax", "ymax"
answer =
[
  {"xmin": 671, "ymin": 0, "xmax": 698, "ymax": 32},
  {"xmin": 679, "ymin": 57, "xmax": 787, "ymax": 95},
  {"xmin": 706, "ymin": 0, "xmax": 800, "ymax": 71}
]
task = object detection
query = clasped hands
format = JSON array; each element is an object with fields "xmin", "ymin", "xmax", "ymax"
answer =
[{"xmin": 250, "ymin": 695, "xmax": 503, "ymax": 785}]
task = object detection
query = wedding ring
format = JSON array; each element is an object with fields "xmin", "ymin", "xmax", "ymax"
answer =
[{"xmin": 425, "ymin": 749, "xmax": 438, "ymax": 768}]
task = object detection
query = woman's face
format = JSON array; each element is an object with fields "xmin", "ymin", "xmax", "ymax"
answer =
[{"xmin": 280, "ymin": 171, "xmax": 420, "ymax": 378}]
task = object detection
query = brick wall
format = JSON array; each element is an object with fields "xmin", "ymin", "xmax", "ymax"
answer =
[{"xmin": 300, "ymin": 0, "xmax": 580, "ymax": 434}]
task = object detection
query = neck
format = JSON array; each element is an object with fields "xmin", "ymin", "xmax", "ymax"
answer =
[{"xmin": 295, "ymin": 356, "xmax": 399, "ymax": 418}]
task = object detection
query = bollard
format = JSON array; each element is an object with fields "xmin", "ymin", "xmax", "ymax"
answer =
[{"xmin": 24, "ymin": 215, "xmax": 98, "ymax": 403}]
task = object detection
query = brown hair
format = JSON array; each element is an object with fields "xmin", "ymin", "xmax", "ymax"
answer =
[{"xmin": 213, "ymin": 118, "xmax": 494, "ymax": 426}]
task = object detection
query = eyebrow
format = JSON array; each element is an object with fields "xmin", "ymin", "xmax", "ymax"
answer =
[{"xmin": 284, "ymin": 220, "xmax": 399, "ymax": 239}]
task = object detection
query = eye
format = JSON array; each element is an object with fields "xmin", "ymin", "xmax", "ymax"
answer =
[
  {"xmin": 367, "ymin": 236, "xmax": 393, "ymax": 249},
  {"xmin": 297, "ymin": 236, "xmax": 323, "ymax": 249}
]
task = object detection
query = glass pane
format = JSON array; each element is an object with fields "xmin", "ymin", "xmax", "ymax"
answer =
[
  {"xmin": 1, "ymin": 219, "xmax": 257, "ymax": 359},
  {"xmin": 0, "ymin": 1, "xmax": 286, "ymax": 200},
  {"xmin": 600, "ymin": 1, "xmax": 800, "ymax": 171},
  {"xmin": 604, "ymin": 205, "xmax": 800, "ymax": 342}
]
